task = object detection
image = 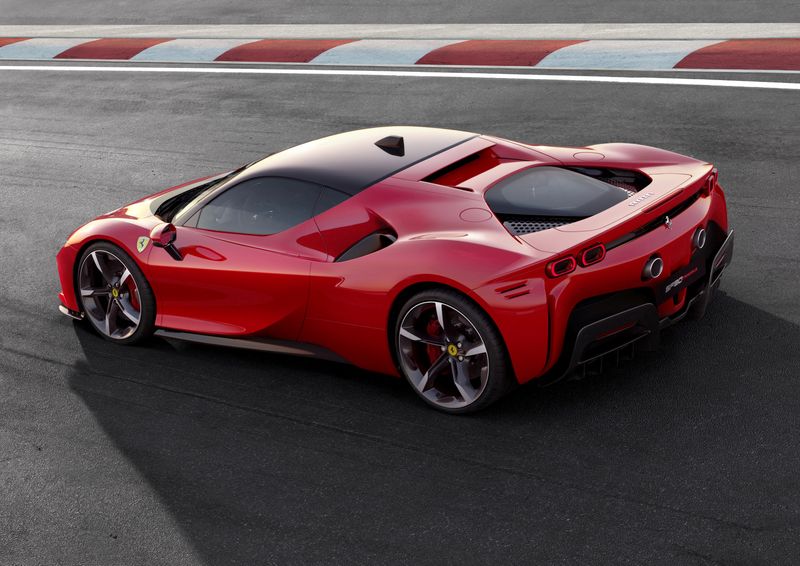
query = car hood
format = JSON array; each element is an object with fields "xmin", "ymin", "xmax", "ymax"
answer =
[{"xmin": 96, "ymin": 173, "xmax": 226, "ymax": 222}]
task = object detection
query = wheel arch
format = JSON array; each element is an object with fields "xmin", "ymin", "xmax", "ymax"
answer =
[
  {"xmin": 385, "ymin": 280, "xmax": 511, "ymax": 377},
  {"xmin": 70, "ymin": 236, "xmax": 154, "ymax": 315},
  {"xmin": 72, "ymin": 237, "xmax": 128, "ymax": 288}
]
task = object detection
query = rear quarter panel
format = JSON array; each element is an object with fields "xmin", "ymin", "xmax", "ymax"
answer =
[{"xmin": 303, "ymin": 179, "xmax": 553, "ymax": 380}]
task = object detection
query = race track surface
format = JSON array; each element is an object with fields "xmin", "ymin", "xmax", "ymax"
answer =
[{"xmin": 1, "ymin": 65, "xmax": 799, "ymax": 564}]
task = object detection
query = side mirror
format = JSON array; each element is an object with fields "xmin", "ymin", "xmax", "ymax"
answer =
[{"xmin": 150, "ymin": 222, "xmax": 183, "ymax": 261}]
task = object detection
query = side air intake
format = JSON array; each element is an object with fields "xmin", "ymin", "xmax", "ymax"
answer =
[{"xmin": 335, "ymin": 230, "xmax": 398, "ymax": 262}]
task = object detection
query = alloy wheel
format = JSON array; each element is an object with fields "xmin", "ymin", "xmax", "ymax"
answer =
[
  {"xmin": 78, "ymin": 250, "xmax": 142, "ymax": 340},
  {"xmin": 397, "ymin": 301, "xmax": 490, "ymax": 409}
]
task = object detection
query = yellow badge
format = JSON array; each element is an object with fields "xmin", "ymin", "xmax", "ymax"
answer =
[
  {"xmin": 447, "ymin": 344, "xmax": 458, "ymax": 356},
  {"xmin": 136, "ymin": 236, "xmax": 150, "ymax": 253}
]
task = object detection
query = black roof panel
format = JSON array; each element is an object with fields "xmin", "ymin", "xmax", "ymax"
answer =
[{"xmin": 238, "ymin": 126, "xmax": 478, "ymax": 195}]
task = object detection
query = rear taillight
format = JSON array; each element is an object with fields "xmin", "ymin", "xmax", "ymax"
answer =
[
  {"xmin": 546, "ymin": 256, "xmax": 577, "ymax": 278},
  {"xmin": 578, "ymin": 243, "xmax": 606, "ymax": 267},
  {"xmin": 547, "ymin": 244, "xmax": 607, "ymax": 277}
]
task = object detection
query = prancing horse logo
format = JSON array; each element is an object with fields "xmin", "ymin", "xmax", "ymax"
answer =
[
  {"xmin": 136, "ymin": 236, "xmax": 150, "ymax": 253},
  {"xmin": 664, "ymin": 215, "xmax": 672, "ymax": 229}
]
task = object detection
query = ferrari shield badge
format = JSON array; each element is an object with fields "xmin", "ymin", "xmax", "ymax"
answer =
[{"xmin": 136, "ymin": 236, "xmax": 150, "ymax": 253}]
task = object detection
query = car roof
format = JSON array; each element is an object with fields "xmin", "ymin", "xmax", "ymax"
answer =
[{"xmin": 237, "ymin": 126, "xmax": 478, "ymax": 195}]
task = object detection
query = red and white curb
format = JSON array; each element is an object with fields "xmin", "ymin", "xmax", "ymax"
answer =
[{"xmin": 0, "ymin": 37, "xmax": 799, "ymax": 70}]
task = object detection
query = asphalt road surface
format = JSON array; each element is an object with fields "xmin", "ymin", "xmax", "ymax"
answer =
[
  {"xmin": 0, "ymin": 0, "xmax": 798, "ymax": 24},
  {"xmin": 1, "ymin": 66, "xmax": 799, "ymax": 565}
]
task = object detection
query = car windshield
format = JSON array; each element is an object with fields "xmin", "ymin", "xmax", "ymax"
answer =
[
  {"xmin": 484, "ymin": 166, "xmax": 631, "ymax": 218},
  {"xmin": 155, "ymin": 164, "xmax": 249, "ymax": 222}
]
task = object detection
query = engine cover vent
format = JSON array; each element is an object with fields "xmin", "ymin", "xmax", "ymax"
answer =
[
  {"xmin": 565, "ymin": 166, "xmax": 651, "ymax": 194},
  {"xmin": 501, "ymin": 215, "xmax": 578, "ymax": 236}
]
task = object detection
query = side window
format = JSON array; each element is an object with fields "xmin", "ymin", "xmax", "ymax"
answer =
[
  {"xmin": 197, "ymin": 177, "xmax": 322, "ymax": 235},
  {"xmin": 314, "ymin": 187, "xmax": 349, "ymax": 216}
]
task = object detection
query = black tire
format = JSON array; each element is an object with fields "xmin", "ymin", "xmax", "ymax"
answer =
[
  {"xmin": 394, "ymin": 288, "xmax": 514, "ymax": 414},
  {"xmin": 76, "ymin": 241, "xmax": 156, "ymax": 345}
]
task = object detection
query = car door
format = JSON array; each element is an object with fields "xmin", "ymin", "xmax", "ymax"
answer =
[{"xmin": 146, "ymin": 177, "xmax": 326, "ymax": 339}]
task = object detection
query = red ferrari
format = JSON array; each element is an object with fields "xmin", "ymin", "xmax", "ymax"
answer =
[{"xmin": 56, "ymin": 126, "xmax": 733, "ymax": 413}]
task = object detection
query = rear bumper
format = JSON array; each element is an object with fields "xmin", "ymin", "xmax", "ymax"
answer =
[{"xmin": 541, "ymin": 228, "xmax": 734, "ymax": 384}]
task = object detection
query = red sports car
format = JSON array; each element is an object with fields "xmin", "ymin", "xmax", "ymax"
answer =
[{"xmin": 56, "ymin": 126, "xmax": 733, "ymax": 413}]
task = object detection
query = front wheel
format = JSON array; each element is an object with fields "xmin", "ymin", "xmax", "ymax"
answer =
[
  {"xmin": 395, "ymin": 289, "xmax": 514, "ymax": 413},
  {"xmin": 76, "ymin": 241, "xmax": 156, "ymax": 344}
]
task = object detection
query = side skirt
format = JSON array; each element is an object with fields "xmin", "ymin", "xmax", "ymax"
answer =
[{"xmin": 154, "ymin": 329, "xmax": 348, "ymax": 364}]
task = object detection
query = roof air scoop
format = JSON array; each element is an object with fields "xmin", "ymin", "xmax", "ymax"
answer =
[{"xmin": 375, "ymin": 135, "xmax": 405, "ymax": 156}]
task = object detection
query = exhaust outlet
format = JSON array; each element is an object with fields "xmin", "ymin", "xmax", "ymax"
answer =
[
  {"xmin": 643, "ymin": 256, "xmax": 664, "ymax": 280},
  {"xmin": 693, "ymin": 227, "xmax": 707, "ymax": 250}
]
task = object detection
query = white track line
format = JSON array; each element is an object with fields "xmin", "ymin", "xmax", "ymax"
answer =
[
  {"xmin": 1, "ymin": 64, "xmax": 799, "ymax": 90},
  {"xmin": 2, "ymin": 23, "xmax": 800, "ymax": 39}
]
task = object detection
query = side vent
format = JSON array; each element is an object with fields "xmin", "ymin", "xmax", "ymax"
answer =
[
  {"xmin": 495, "ymin": 281, "xmax": 530, "ymax": 300},
  {"xmin": 375, "ymin": 136, "xmax": 405, "ymax": 156},
  {"xmin": 335, "ymin": 230, "xmax": 397, "ymax": 262}
]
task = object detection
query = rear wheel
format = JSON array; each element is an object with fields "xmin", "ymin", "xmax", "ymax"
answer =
[
  {"xmin": 395, "ymin": 289, "xmax": 513, "ymax": 413},
  {"xmin": 76, "ymin": 242, "xmax": 156, "ymax": 344}
]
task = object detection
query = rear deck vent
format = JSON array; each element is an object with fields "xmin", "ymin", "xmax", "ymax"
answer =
[
  {"xmin": 501, "ymin": 215, "xmax": 580, "ymax": 236},
  {"xmin": 603, "ymin": 179, "xmax": 637, "ymax": 196},
  {"xmin": 566, "ymin": 167, "xmax": 651, "ymax": 194},
  {"xmin": 423, "ymin": 147, "xmax": 501, "ymax": 187}
]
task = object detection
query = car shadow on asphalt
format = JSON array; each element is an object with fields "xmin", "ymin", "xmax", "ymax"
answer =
[{"xmin": 65, "ymin": 292, "xmax": 800, "ymax": 564}]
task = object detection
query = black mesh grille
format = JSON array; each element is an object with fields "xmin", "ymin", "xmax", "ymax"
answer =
[
  {"xmin": 502, "ymin": 215, "xmax": 578, "ymax": 235},
  {"xmin": 602, "ymin": 179, "xmax": 637, "ymax": 196}
]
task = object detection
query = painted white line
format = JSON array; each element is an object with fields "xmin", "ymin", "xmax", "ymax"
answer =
[
  {"xmin": 0, "ymin": 37, "xmax": 96, "ymax": 60},
  {"xmin": 0, "ymin": 64, "xmax": 799, "ymax": 90},
  {"xmin": 309, "ymin": 39, "xmax": 465, "ymax": 65},
  {"xmin": 537, "ymin": 39, "xmax": 725, "ymax": 70},
  {"xmin": 2, "ymin": 24, "xmax": 800, "ymax": 40}
]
